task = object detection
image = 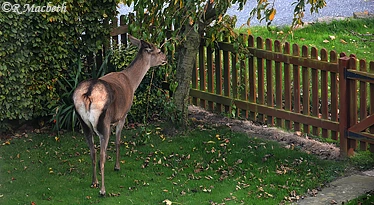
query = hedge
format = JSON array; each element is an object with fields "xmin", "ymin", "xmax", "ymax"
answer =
[{"xmin": 0, "ymin": 0, "xmax": 118, "ymax": 130}]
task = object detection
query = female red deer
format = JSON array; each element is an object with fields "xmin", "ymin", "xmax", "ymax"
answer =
[{"xmin": 73, "ymin": 34, "xmax": 167, "ymax": 196}]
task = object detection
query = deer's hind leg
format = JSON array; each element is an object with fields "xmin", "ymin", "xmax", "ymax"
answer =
[
  {"xmin": 95, "ymin": 112, "xmax": 111, "ymax": 196},
  {"xmin": 78, "ymin": 116, "xmax": 99, "ymax": 188}
]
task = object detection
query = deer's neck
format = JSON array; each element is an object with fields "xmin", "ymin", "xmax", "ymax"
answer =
[{"xmin": 122, "ymin": 55, "xmax": 151, "ymax": 92}]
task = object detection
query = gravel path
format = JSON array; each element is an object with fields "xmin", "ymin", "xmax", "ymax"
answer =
[
  {"xmin": 227, "ymin": 0, "xmax": 374, "ymax": 26},
  {"xmin": 118, "ymin": 0, "xmax": 374, "ymax": 27}
]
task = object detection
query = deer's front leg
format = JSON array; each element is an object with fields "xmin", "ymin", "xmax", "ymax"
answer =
[
  {"xmin": 99, "ymin": 131, "xmax": 110, "ymax": 196},
  {"xmin": 114, "ymin": 118, "xmax": 126, "ymax": 171}
]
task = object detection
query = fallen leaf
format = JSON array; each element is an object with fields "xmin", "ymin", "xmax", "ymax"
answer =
[
  {"xmin": 340, "ymin": 39, "xmax": 347, "ymax": 44},
  {"xmin": 323, "ymin": 39, "xmax": 329, "ymax": 43},
  {"xmin": 329, "ymin": 35, "xmax": 336, "ymax": 40},
  {"xmin": 330, "ymin": 199, "xmax": 338, "ymax": 204},
  {"xmin": 163, "ymin": 199, "xmax": 172, "ymax": 205},
  {"xmin": 294, "ymin": 131, "xmax": 302, "ymax": 136}
]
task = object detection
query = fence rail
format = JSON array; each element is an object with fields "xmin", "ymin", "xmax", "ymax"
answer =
[
  {"xmin": 106, "ymin": 15, "xmax": 374, "ymax": 156},
  {"xmin": 190, "ymin": 35, "xmax": 374, "ymax": 156}
]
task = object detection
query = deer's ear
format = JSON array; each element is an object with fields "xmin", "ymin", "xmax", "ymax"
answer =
[
  {"xmin": 141, "ymin": 40, "xmax": 153, "ymax": 53},
  {"xmin": 128, "ymin": 34, "xmax": 141, "ymax": 47}
]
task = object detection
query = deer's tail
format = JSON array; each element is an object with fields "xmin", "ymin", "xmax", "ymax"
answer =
[{"xmin": 73, "ymin": 79, "xmax": 113, "ymax": 130}]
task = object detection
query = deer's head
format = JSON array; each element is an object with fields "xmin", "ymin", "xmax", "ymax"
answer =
[{"xmin": 128, "ymin": 34, "xmax": 167, "ymax": 67}]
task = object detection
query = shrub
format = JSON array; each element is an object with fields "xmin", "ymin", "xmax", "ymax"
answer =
[
  {"xmin": 52, "ymin": 44, "xmax": 178, "ymax": 131},
  {"xmin": 0, "ymin": 0, "xmax": 117, "ymax": 133}
]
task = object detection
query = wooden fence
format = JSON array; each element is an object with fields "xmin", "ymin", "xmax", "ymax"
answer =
[
  {"xmin": 190, "ymin": 35, "xmax": 374, "ymax": 156},
  {"xmin": 104, "ymin": 16, "xmax": 374, "ymax": 156}
]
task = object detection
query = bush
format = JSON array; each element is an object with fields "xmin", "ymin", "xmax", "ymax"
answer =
[
  {"xmin": 0, "ymin": 0, "xmax": 117, "ymax": 132},
  {"xmin": 52, "ymin": 43, "xmax": 178, "ymax": 131}
]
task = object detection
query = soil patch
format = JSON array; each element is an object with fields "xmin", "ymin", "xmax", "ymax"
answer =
[{"xmin": 188, "ymin": 105, "xmax": 341, "ymax": 160}]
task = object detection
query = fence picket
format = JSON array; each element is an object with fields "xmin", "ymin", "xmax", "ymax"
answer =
[
  {"xmin": 257, "ymin": 37, "xmax": 265, "ymax": 123},
  {"xmin": 320, "ymin": 49, "xmax": 329, "ymax": 138},
  {"xmin": 359, "ymin": 59, "xmax": 368, "ymax": 150},
  {"xmin": 223, "ymin": 38, "xmax": 231, "ymax": 113},
  {"xmin": 292, "ymin": 44, "xmax": 301, "ymax": 132},
  {"xmin": 275, "ymin": 40, "xmax": 283, "ymax": 128},
  {"xmin": 248, "ymin": 35, "xmax": 255, "ymax": 120},
  {"xmin": 238, "ymin": 35, "xmax": 248, "ymax": 118},
  {"xmin": 215, "ymin": 48, "xmax": 223, "ymax": 113},
  {"xmin": 330, "ymin": 51, "xmax": 339, "ymax": 140},
  {"xmin": 207, "ymin": 45, "xmax": 214, "ymax": 111},
  {"xmin": 348, "ymin": 55, "xmax": 358, "ymax": 153},
  {"xmin": 302, "ymin": 46, "xmax": 310, "ymax": 134},
  {"xmin": 284, "ymin": 42, "xmax": 291, "ymax": 130},
  {"xmin": 199, "ymin": 45, "xmax": 206, "ymax": 108},
  {"xmin": 232, "ymin": 52, "xmax": 239, "ymax": 117},
  {"xmin": 192, "ymin": 56, "xmax": 198, "ymax": 105},
  {"xmin": 311, "ymin": 47, "xmax": 320, "ymax": 136},
  {"xmin": 266, "ymin": 39, "xmax": 274, "ymax": 125}
]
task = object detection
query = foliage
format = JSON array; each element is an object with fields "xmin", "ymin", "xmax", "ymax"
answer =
[
  {"xmin": 52, "ymin": 43, "xmax": 177, "ymax": 131},
  {"xmin": 119, "ymin": 0, "xmax": 327, "ymax": 126},
  {"xmin": 0, "ymin": 124, "xmax": 348, "ymax": 204},
  {"xmin": 51, "ymin": 54, "xmax": 113, "ymax": 132},
  {"xmin": 110, "ymin": 45, "xmax": 179, "ymax": 124},
  {"xmin": 0, "ymin": 0, "xmax": 118, "ymax": 131}
]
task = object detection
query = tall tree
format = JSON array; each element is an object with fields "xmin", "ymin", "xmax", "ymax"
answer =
[{"xmin": 121, "ymin": 0, "xmax": 326, "ymax": 126}]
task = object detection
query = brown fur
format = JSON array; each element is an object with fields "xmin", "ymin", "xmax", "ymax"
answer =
[{"xmin": 72, "ymin": 35, "xmax": 167, "ymax": 195}]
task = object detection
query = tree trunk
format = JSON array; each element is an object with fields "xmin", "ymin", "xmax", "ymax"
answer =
[{"xmin": 174, "ymin": 25, "xmax": 201, "ymax": 127}]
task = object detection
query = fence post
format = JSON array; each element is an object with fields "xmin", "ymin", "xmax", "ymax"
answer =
[{"xmin": 339, "ymin": 54, "xmax": 350, "ymax": 156}]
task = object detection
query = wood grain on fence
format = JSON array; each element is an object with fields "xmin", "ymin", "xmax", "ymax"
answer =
[{"xmin": 190, "ymin": 34, "xmax": 343, "ymax": 144}]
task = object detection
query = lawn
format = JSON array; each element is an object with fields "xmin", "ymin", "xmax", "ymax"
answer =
[
  {"xmin": 0, "ymin": 123, "xmax": 348, "ymax": 205},
  {"xmin": 241, "ymin": 18, "xmax": 374, "ymax": 62}
]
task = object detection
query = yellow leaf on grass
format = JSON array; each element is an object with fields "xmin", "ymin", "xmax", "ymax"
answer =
[
  {"xmin": 269, "ymin": 9, "xmax": 276, "ymax": 21},
  {"xmin": 163, "ymin": 199, "xmax": 172, "ymax": 205},
  {"xmin": 323, "ymin": 39, "xmax": 329, "ymax": 43},
  {"xmin": 340, "ymin": 39, "xmax": 348, "ymax": 44}
]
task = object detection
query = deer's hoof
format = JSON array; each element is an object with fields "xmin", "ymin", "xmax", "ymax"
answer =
[
  {"xmin": 114, "ymin": 166, "xmax": 120, "ymax": 171},
  {"xmin": 99, "ymin": 190, "xmax": 106, "ymax": 196},
  {"xmin": 91, "ymin": 182, "xmax": 99, "ymax": 188}
]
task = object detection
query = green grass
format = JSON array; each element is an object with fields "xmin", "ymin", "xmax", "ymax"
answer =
[
  {"xmin": 0, "ymin": 123, "xmax": 349, "ymax": 204},
  {"xmin": 346, "ymin": 191, "xmax": 374, "ymax": 205},
  {"xmin": 241, "ymin": 18, "xmax": 374, "ymax": 62}
]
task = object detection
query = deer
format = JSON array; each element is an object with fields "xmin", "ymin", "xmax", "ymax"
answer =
[{"xmin": 72, "ymin": 34, "xmax": 167, "ymax": 196}]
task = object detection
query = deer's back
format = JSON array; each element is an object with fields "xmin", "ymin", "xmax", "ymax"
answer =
[{"xmin": 100, "ymin": 72, "xmax": 134, "ymax": 123}]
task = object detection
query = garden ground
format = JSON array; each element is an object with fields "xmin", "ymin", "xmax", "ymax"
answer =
[
  {"xmin": 188, "ymin": 106, "xmax": 374, "ymax": 204},
  {"xmin": 0, "ymin": 106, "xmax": 373, "ymax": 204}
]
